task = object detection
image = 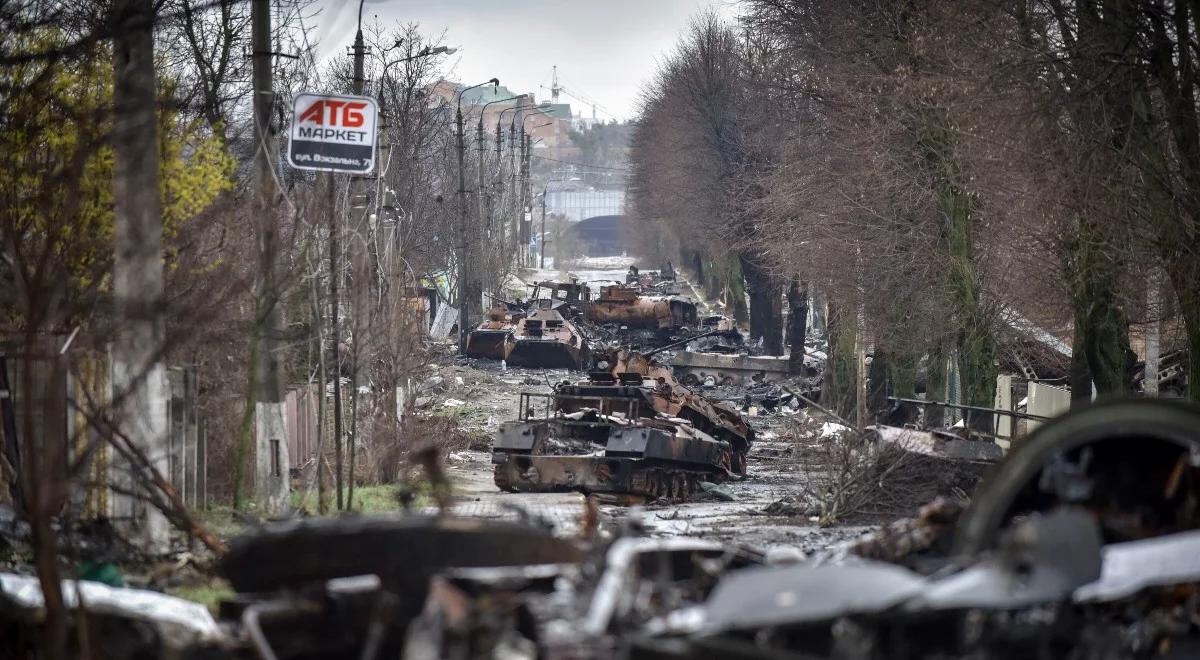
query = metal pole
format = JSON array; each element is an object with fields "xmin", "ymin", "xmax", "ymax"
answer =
[
  {"xmin": 342, "ymin": 2, "xmax": 366, "ymax": 511},
  {"xmin": 329, "ymin": 176, "xmax": 343, "ymax": 511},
  {"xmin": 540, "ymin": 189, "xmax": 547, "ymax": 269},
  {"xmin": 352, "ymin": 24, "xmax": 364, "ymax": 94},
  {"xmin": 522, "ymin": 133, "xmax": 531, "ymax": 263},
  {"xmin": 456, "ymin": 105, "xmax": 470, "ymax": 351}
]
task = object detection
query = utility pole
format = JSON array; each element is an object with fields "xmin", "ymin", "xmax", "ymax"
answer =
[
  {"xmin": 328, "ymin": 175, "xmax": 342, "ymax": 511},
  {"xmin": 112, "ymin": 0, "xmax": 168, "ymax": 550},
  {"xmin": 456, "ymin": 104, "xmax": 471, "ymax": 351},
  {"xmin": 510, "ymin": 125, "xmax": 522, "ymax": 266},
  {"xmin": 451, "ymin": 79, "xmax": 497, "ymax": 349},
  {"xmin": 540, "ymin": 189, "xmax": 547, "ymax": 269},
  {"xmin": 251, "ymin": 0, "xmax": 289, "ymax": 515},
  {"xmin": 521, "ymin": 132, "xmax": 532, "ymax": 266},
  {"xmin": 331, "ymin": 3, "xmax": 368, "ymax": 511},
  {"xmin": 477, "ymin": 119, "xmax": 487, "ymax": 240}
]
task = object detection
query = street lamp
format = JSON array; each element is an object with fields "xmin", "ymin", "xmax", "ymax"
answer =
[
  {"xmin": 499, "ymin": 102, "xmax": 551, "ymax": 151},
  {"xmin": 535, "ymin": 189, "xmax": 549, "ymax": 269},
  {"xmin": 454, "ymin": 79, "xmax": 499, "ymax": 351},
  {"xmin": 478, "ymin": 94, "xmax": 525, "ymax": 150}
]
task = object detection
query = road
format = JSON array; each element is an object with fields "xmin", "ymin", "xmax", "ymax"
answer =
[{"xmin": 430, "ymin": 256, "xmax": 874, "ymax": 555}]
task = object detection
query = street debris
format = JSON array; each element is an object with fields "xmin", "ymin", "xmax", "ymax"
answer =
[
  {"xmin": 492, "ymin": 346, "xmax": 755, "ymax": 501},
  {"xmin": 0, "ymin": 572, "xmax": 224, "ymax": 656},
  {"xmin": 4, "ymin": 401, "xmax": 1200, "ymax": 659}
]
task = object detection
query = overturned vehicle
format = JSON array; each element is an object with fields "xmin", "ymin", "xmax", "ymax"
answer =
[{"xmin": 492, "ymin": 348, "xmax": 754, "ymax": 500}]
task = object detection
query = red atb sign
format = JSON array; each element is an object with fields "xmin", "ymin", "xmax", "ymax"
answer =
[{"xmin": 288, "ymin": 93, "xmax": 378, "ymax": 174}]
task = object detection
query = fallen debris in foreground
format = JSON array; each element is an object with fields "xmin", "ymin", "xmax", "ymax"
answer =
[{"xmin": 4, "ymin": 399, "xmax": 1200, "ymax": 659}]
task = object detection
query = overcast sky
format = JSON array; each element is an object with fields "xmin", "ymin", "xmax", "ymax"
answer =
[{"xmin": 311, "ymin": 0, "xmax": 739, "ymax": 122}]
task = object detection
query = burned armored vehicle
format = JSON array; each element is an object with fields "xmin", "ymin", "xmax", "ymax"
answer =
[
  {"xmin": 464, "ymin": 281, "xmax": 592, "ymax": 369},
  {"xmin": 530, "ymin": 279, "xmax": 590, "ymax": 318},
  {"xmin": 584, "ymin": 284, "xmax": 698, "ymax": 331},
  {"xmin": 492, "ymin": 348, "xmax": 753, "ymax": 500}
]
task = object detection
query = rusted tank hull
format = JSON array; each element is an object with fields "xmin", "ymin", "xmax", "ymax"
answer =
[
  {"xmin": 464, "ymin": 329, "xmax": 512, "ymax": 361},
  {"xmin": 493, "ymin": 454, "xmax": 725, "ymax": 500},
  {"xmin": 465, "ymin": 308, "xmax": 590, "ymax": 369},
  {"xmin": 492, "ymin": 414, "xmax": 736, "ymax": 500},
  {"xmin": 506, "ymin": 339, "xmax": 589, "ymax": 370},
  {"xmin": 585, "ymin": 299, "xmax": 697, "ymax": 330},
  {"xmin": 671, "ymin": 352, "xmax": 792, "ymax": 386},
  {"xmin": 585, "ymin": 285, "xmax": 698, "ymax": 330}
]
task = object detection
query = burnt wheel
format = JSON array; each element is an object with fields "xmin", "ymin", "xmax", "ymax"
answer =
[{"xmin": 953, "ymin": 399, "xmax": 1200, "ymax": 555}]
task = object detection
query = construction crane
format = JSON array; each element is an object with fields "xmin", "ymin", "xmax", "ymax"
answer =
[{"xmin": 540, "ymin": 65, "xmax": 615, "ymax": 121}]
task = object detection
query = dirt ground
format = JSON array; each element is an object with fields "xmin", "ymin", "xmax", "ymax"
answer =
[{"xmin": 418, "ymin": 256, "xmax": 877, "ymax": 556}]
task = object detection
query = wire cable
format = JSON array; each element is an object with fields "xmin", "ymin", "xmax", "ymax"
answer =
[{"xmin": 531, "ymin": 154, "xmax": 629, "ymax": 172}]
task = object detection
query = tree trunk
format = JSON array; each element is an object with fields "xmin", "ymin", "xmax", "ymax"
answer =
[
  {"xmin": 787, "ymin": 277, "xmax": 809, "ymax": 374},
  {"xmin": 1067, "ymin": 219, "xmax": 1135, "ymax": 400},
  {"xmin": 726, "ymin": 254, "xmax": 749, "ymax": 324},
  {"xmin": 925, "ymin": 340, "xmax": 947, "ymax": 428},
  {"xmin": 310, "ymin": 270, "xmax": 329, "ymax": 515},
  {"xmin": 867, "ymin": 349, "xmax": 890, "ymax": 416},
  {"xmin": 111, "ymin": 0, "xmax": 169, "ymax": 552},
  {"xmin": 233, "ymin": 334, "xmax": 257, "ymax": 509},
  {"xmin": 938, "ymin": 182, "xmax": 996, "ymax": 432},
  {"xmin": 1069, "ymin": 313, "xmax": 1092, "ymax": 407},
  {"xmin": 1166, "ymin": 262, "xmax": 1200, "ymax": 402},
  {"xmin": 822, "ymin": 302, "xmax": 858, "ymax": 420},
  {"xmin": 741, "ymin": 255, "xmax": 783, "ymax": 354}
]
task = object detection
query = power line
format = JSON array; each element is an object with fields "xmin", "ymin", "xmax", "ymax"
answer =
[
  {"xmin": 531, "ymin": 154, "xmax": 630, "ymax": 172},
  {"xmin": 555, "ymin": 76, "xmax": 622, "ymax": 120}
]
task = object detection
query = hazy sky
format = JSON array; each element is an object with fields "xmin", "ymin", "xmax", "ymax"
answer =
[{"xmin": 312, "ymin": 0, "xmax": 739, "ymax": 122}]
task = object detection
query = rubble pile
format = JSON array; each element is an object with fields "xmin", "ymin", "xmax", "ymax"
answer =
[{"xmin": 3, "ymin": 400, "xmax": 1200, "ymax": 658}]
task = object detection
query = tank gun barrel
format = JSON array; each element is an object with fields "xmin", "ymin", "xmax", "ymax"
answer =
[{"xmin": 640, "ymin": 329, "xmax": 722, "ymax": 360}]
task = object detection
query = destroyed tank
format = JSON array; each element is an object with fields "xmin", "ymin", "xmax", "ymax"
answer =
[
  {"xmin": 584, "ymin": 284, "xmax": 697, "ymax": 331},
  {"xmin": 464, "ymin": 281, "xmax": 592, "ymax": 369},
  {"xmin": 492, "ymin": 348, "xmax": 753, "ymax": 500}
]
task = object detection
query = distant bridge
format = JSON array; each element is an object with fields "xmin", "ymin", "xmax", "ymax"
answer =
[
  {"xmin": 570, "ymin": 214, "xmax": 625, "ymax": 256},
  {"xmin": 545, "ymin": 183, "xmax": 625, "ymax": 222}
]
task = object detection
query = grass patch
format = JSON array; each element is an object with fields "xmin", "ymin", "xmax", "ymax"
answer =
[
  {"xmin": 194, "ymin": 507, "xmax": 249, "ymax": 540},
  {"xmin": 290, "ymin": 483, "xmax": 427, "ymax": 514},
  {"xmin": 194, "ymin": 484, "xmax": 434, "ymax": 538},
  {"xmin": 169, "ymin": 578, "xmax": 234, "ymax": 615}
]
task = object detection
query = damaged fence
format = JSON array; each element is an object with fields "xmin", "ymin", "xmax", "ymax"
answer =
[{"xmin": 1, "ymin": 345, "xmax": 207, "ymax": 517}]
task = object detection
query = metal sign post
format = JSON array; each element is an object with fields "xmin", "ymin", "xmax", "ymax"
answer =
[{"xmin": 287, "ymin": 93, "xmax": 378, "ymax": 174}]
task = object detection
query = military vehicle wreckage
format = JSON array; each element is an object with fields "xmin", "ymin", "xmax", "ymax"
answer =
[
  {"xmin": 464, "ymin": 281, "xmax": 593, "ymax": 369},
  {"xmin": 492, "ymin": 344, "xmax": 754, "ymax": 500},
  {"xmin": 466, "ymin": 276, "xmax": 711, "ymax": 369},
  {"xmin": 4, "ymin": 400, "xmax": 1200, "ymax": 659},
  {"xmin": 584, "ymin": 283, "xmax": 698, "ymax": 332}
]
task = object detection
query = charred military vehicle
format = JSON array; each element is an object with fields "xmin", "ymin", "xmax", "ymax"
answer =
[
  {"xmin": 491, "ymin": 348, "xmax": 753, "ymax": 500},
  {"xmin": 584, "ymin": 284, "xmax": 698, "ymax": 331},
  {"xmin": 464, "ymin": 281, "xmax": 592, "ymax": 369}
]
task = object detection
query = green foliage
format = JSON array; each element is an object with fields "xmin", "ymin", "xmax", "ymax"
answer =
[
  {"xmin": 290, "ymin": 484, "xmax": 427, "ymax": 515},
  {"xmin": 0, "ymin": 31, "xmax": 234, "ymax": 324},
  {"xmin": 169, "ymin": 579, "xmax": 235, "ymax": 615}
]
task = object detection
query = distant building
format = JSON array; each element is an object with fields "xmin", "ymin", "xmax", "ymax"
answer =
[{"xmin": 429, "ymin": 82, "xmax": 577, "ymax": 160}]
